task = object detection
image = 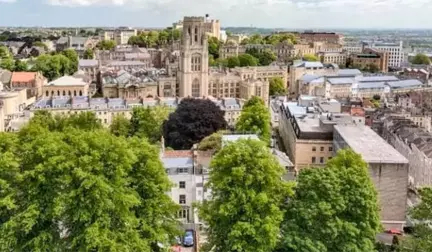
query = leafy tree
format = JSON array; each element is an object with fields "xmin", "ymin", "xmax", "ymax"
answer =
[
  {"xmin": 163, "ymin": 98, "xmax": 227, "ymax": 150},
  {"xmin": 244, "ymin": 96, "xmax": 266, "ymax": 108},
  {"xmin": 83, "ymin": 48, "xmax": 94, "ymax": 59},
  {"xmin": 62, "ymin": 49, "xmax": 78, "ymax": 73},
  {"xmin": 0, "ymin": 46, "xmax": 11, "ymax": 60},
  {"xmin": 14, "ymin": 59, "xmax": 28, "ymax": 71},
  {"xmin": 411, "ymin": 53, "xmax": 431, "ymax": 65},
  {"xmin": 269, "ymin": 77, "xmax": 286, "ymax": 96},
  {"xmin": 97, "ymin": 40, "xmax": 116, "ymax": 50},
  {"xmin": 110, "ymin": 114, "xmax": 131, "ymax": 137},
  {"xmin": 238, "ymin": 53, "xmax": 258, "ymax": 67},
  {"xmin": 399, "ymin": 187, "xmax": 432, "ymax": 252},
  {"xmin": 197, "ymin": 131, "xmax": 227, "ymax": 152},
  {"xmin": 199, "ymin": 139, "xmax": 293, "ymax": 252},
  {"xmin": 373, "ymin": 94, "xmax": 381, "ymax": 101},
  {"xmin": 236, "ymin": 96, "xmax": 271, "ymax": 143},
  {"xmin": 227, "ymin": 56, "xmax": 240, "ymax": 68},
  {"xmin": 0, "ymin": 58, "xmax": 15, "ymax": 71},
  {"xmin": 303, "ymin": 53, "xmax": 319, "ymax": 61},
  {"xmin": 208, "ymin": 36, "xmax": 221, "ymax": 59},
  {"xmin": 0, "ymin": 112, "xmax": 180, "ymax": 251},
  {"xmin": 33, "ymin": 41, "xmax": 48, "ymax": 51},
  {"xmin": 279, "ymin": 149, "xmax": 381, "ymax": 252},
  {"xmin": 246, "ymin": 48, "xmax": 276, "ymax": 66},
  {"xmin": 33, "ymin": 53, "xmax": 75, "ymax": 81},
  {"xmin": 130, "ymin": 106, "xmax": 171, "ymax": 144},
  {"xmin": 225, "ymin": 30, "xmax": 232, "ymax": 37}
]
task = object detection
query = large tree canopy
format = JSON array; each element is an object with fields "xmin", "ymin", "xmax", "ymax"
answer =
[
  {"xmin": 269, "ymin": 77, "xmax": 286, "ymax": 96},
  {"xmin": 130, "ymin": 106, "xmax": 172, "ymax": 144},
  {"xmin": 199, "ymin": 139, "xmax": 293, "ymax": 252},
  {"xmin": 410, "ymin": 53, "xmax": 431, "ymax": 65},
  {"xmin": 0, "ymin": 111, "xmax": 180, "ymax": 251},
  {"xmin": 163, "ymin": 98, "xmax": 227, "ymax": 150},
  {"xmin": 279, "ymin": 149, "xmax": 381, "ymax": 252},
  {"xmin": 236, "ymin": 96, "xmax": 271, "ymax": 144}
]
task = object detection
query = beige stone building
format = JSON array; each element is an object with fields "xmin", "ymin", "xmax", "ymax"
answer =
[
  {"xmin": 350, "ymin": 48, "xmax": 389, "ymax": 73},
  {"xmin": 99, "ymin": 29, "xmax": 138, "ymax": 45},
  {"xmin": 0, "ymin": 88, "xmax": 35, "ymax": 132},
  {"xmin": 97, "ymin": 46, "xmax": 152, "ymax": 67},
  {"xmin": 178, "ymin": 16, "xmax": 270, "ymax": 104},
  {"xmin": 101, "ymin": 68, "xmax": 176, "ymax": 98},
  {"xmin": 43, "ymin": 76, "xmax": 89, "ymax": 97},
  {"xmin": 10, "ymin": 71, "xmax": 47, "ymax": 98},
  {"xmin": 318, "ymin": 51, "xmax": 347, "ymax": 66},
  {"xmin": 30, "ymin": 96, "xmax": 244, "ymax": 127}
]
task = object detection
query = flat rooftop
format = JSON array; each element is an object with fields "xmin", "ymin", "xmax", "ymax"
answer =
[{"xmin": 334, "ymin": 125, "xmax": 408, "ymax": 164}]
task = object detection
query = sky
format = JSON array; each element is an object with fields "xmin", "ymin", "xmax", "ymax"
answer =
[{"xmin": 0, "ymin": 0, "xmax": 431, "ymax": 29}]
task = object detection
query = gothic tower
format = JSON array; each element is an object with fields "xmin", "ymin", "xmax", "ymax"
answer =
[{"xmin": 179, "ymin": 17, "xmax": 209, "ymax": 97}]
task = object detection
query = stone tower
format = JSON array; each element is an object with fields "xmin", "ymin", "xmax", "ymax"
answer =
[{"xmin": 179, "ymin": 16, "xmax": 209, "ymax": 97}]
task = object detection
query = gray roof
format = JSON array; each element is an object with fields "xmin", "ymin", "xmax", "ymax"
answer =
[
  {"xmin": 294, "ymin": 61, "xmax": 324, "ymax": 68},
  {"xmin": 79, "ymin": 59, "xmax": 98, "ymax": 67},
  {"xmin": 300, "ymin": 74, "xmax": 321, "ymax": 83},
  {"xmin": 388, "ymin": 79, "xmax": 422, "ymax": 89},
  {"xmin": 337, "ymin": 69, "xmax": 362, "ymax": 76},
  {"xmin": 334, "ymin": 125, "xmax": 408, "ymax": 164},
  {"xmin": 107, "ymin": 61, "xmax": 147, "ymax": 67},
  {"xmin": 327, "ymin": 77, "xmax": 354, "ymax": 85},
  {"xmin": 358, "ymin": 75, "xmax": 399, "ymax": 82},
  {"xmin": 57, "ymin": 36, "xmax": 88, "ymax": 45},
  {"xmin": 162, "ymin": 157, "xmax": 193, "ymax": 168}
]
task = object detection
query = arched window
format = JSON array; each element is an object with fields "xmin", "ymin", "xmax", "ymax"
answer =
[
  {"xmin": 191, "ymin": 54, "xmax": 201, "ymax": 72},
  {"xmin": 194, "ymin": 27, "xmax": 198, "ymax": 42},
  {"xmin": 62, "ymin": 90, "xmax": 66, "ymax": 96},
  {"xmin": 57, "ymin": 90, "xmax": 60, "ymax": 96},
  {"xmin": 192, "ymin": 78, "xmax": 200, "ymax": 97},
  {"xmin": 46, "ymin": 91, "xmax": 49, "ymax": 97},
  {"xmin": 51, "ymin": 91, "xmax": 54, "ymax": 96},
  {"xmin": 74, "ymin": 90, "xmax": 77, "ymax": 96},
  {"xmin": 68, "ymin": 91, "xmax": 71, "ymax": 96},
  {"xmin": 79, "ymin": 90, "xmax": 82, "ymax": 96}
]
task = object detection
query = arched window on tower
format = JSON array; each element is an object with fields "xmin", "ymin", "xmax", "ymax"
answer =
[
  {"xmin": 191, "ymin": 54, "xmax": 201, "ymax": 72},
  {"xmin": 192, "ymin": 78, "xmax": 200, "ymax": 97},
  {"xmin": 194, "ymin": 27, "xmax": 198, "ymax": 42}
]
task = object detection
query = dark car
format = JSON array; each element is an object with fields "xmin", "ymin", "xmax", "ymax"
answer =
[{"xmin": 183, "ymin": 230, "xmax": 194, "ymax": 247}]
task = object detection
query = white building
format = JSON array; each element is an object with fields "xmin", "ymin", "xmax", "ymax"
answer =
[{"xmin": 364, "ymin": 41, "xmax": 404, "ymax": 68}]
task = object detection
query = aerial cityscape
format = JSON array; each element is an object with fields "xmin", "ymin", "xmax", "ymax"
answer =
[{"xmin": 0, "ymin": 1, "xmax": 432, "ymax": 251}]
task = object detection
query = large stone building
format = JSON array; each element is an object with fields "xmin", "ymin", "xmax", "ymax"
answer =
[
  {"xmin": 43, "ymin": 76, "xmax": 90, "ymax": 97},
  {"xmin": 178, "ymin": 16, "xmax": 270, "ymax": 103},
  {"xmin": 333, "ymin": 124, "xmax": 409, "ymax": 230},
  {"xmin": 299, "ymin": 32, "xmax": 343, "ymax": 44},
  {"xmin": 99, "ymin": 28, "xmax": 137, "ymax": 45},
  {"xmin": 97, "ymin": 46, "xmax": 152, "ymax": 67},
  {"xmin": 350, "ymin": 48, "xmax": 389, "ymax": 73},
  {"xmin": 10, "ymin": 71, "xmax": 47, "ymax": 98}
]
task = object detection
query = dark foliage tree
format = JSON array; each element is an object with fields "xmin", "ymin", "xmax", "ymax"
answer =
[{"xmin": 163, "ymin": 98, "xmax": 227, "ymax": 150}]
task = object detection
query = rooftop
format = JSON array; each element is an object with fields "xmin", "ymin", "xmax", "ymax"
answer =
[
  {"xmin": 334, "ymin": 125, "xmax": 408, "ymax": 164},
  {"xmin": 11, "ymin": 72, "xmax": 37, "ymax": 83},
  {"xmin": 357, "ymin": 75, "xmax": 399, "ymax": 82},
  {"xmin": 47, "ymin": 76, "xmax": 88, "ymax": 86}
]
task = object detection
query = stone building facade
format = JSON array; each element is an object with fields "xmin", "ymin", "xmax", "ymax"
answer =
[
  {"xmin": 10, "ymin": 71, "xmax": 47, "ymax": 98},
  {"xmin": 43, "ymin": 76, "xmax": 89, "ymax": 97}
]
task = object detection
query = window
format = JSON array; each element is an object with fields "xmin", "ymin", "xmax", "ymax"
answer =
[
  {"xmin": 312, "ymin": 157, "xmax": 316, "ymax": 163},
  {"xmin": 329, "ymin": 146, "xmax": 333, "ymax": 152},
  {"xmin": 191, "ymin": 54, "xmax": 201, "ymax": 72},
  {"xmin": 177, "ymin": 168, "xmax": 188, "ymax": 174},
  {"xmin": 320, "ymin": 146, "xmax": 324, "ymax": 152},
  {"xmin": 328, "ymin": 157, "xmax": 333, "ymax": 160},
  {"xmin": 46, "ymin": 91, "xmax": 49, "ymax": 96},
  {"xmin": 312, "ymin": 146, "xmax": 316, "ymax": 152},
  {"xmin": 178, "ymin": 209, "xmax": 189, "ymax": 219},
  {"xmin": 104, "ymin": 119, "xmax": 107, "ymax": 124},
  {"xmin": 179, "ymin": 181, "xmax": 186, "ymax": 189},
  {"xmin": 179, "ymin": 195, "xmax": 186, "ymax": 204},
  {"xmin": 320, "ymin": 157, "xmax": 324, "ymax": 164},
  {"xmin": 192, "ymin": 78, "xmax": 200, "ymax": 97}
]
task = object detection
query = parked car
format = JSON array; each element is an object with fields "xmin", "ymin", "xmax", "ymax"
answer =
[{"xmin": 183, "ymin": 230, "xmax": 194, "ymax": 247}]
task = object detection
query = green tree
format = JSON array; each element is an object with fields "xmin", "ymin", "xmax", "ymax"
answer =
[
  {"xmin": 110, "ymin": 114, "xmax": 131, "ymax": 137},
  {"xmin": 244, "ymin": 95, "xmax": 266, "ymax": 108},
  {"xmin": 208, "ymin": 36, "xmax": 221, "ymax": 59},
  {"xmin": 33, "ymin": 54, "xmax": 75, "ymax": 80},
  {"xmin": 62, "ymin": 49, "xmax": 78, "ymax": 73},
  {"xmin": 0, "ymin": 112, "xmax": 180, "ymax": 251},
  {"xmin": 236, "ymin": 96, "xmax": 271, "ymax": 144},
  {"xmin": 399, "ymin": 187, "xmax": 432, "ymax": 252},
  {"xmin": 199, "ymin": 139, "xmax": 293, "ymax": 252},
  {"xmin": 279, "ymin": 149, "xmax": 381, "ymax": 252},
  {"xmin": 227, "ymin": 56, "xmax": 240, "ymax": 68},
  {"xmin": 130, "ymin": 106, "xmax": 171, "ymax": 144},
  {"xmin": 197, "ymin": 131, "xmax": 227, "ymax": 152},
  {"xmin": 238, "ymin": 53, "xmax": 258, "ymax": 67},
  {"xmin": 0, "ymin": 58, "xmax": 15, "ymax": 71},
  {"xmin": 97, "ymin": 40, "xmax": 117, "ymax": 50},
  {"xmin": 33, "ymin": 41, "xmax": 49, "ymax": 51},
  {"xmin": 269, "ymin": 77, "xmax": 286, "ymax": 96},
  {"xmin": 0, "ymin": 46, "xmax": 11, "ymax": 60},
  {"xmin": 247, "ymin": 48, "xmax": 276, "ymax": 66},
  {"xmin": 83, "ymin": 48, "xmax": 94, "ymax": 59},
  {"xmin": 14, "ymin": 59, "xmax": 28, "ymax": 71},
  {"xmin": 411, "ymin": 53, "xmax": 431, "ymax": 65},
  {"xmin": 303, "ymin": 53, "xmax": 319, "ymax": 61}
]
